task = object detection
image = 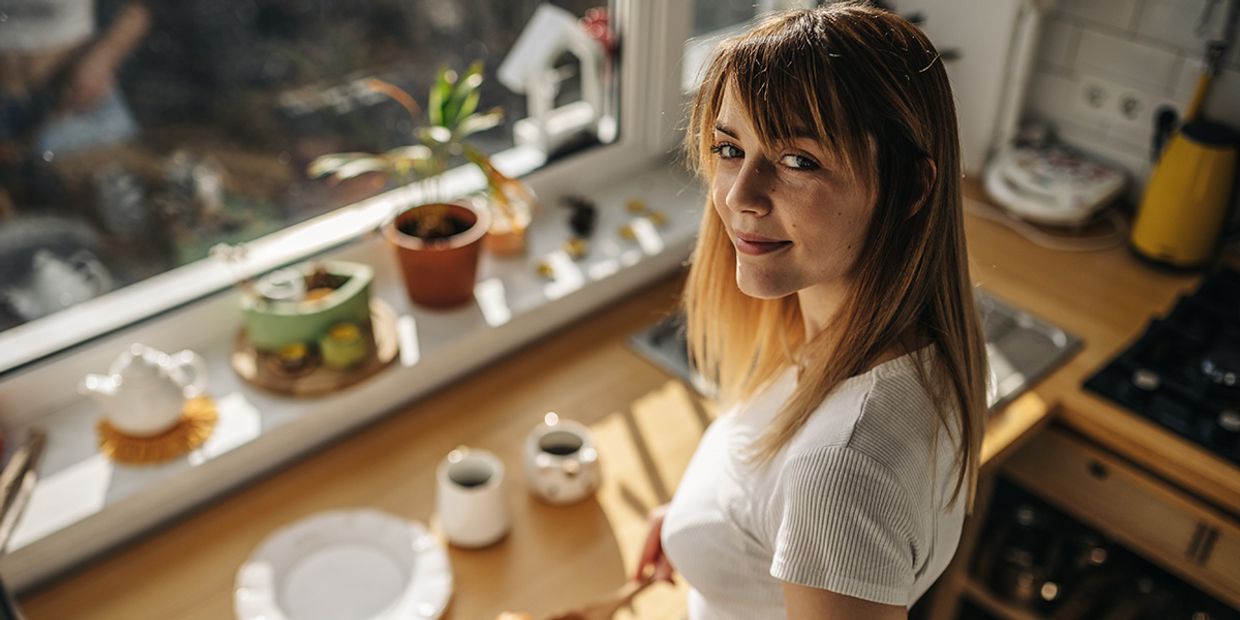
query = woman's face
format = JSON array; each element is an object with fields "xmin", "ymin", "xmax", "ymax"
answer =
[{"xmin": 710, "ymin": 87, "xmax": 875, "ymax": 302}]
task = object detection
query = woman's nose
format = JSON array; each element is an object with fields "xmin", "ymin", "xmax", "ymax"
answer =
[{"xmin": 725, "ymin": 159, "xmax": 773, "ymax": 216}]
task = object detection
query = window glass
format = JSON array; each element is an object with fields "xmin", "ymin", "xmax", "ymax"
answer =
[
  {"xmin": 685, "ymin": 1, "xmax": 816, "ymax": 91},
  {"xmin": 0, "ymin": 0, "xmax": 617, "ymax": 332},
  {"xmin": 692, "ymin": 0, "xmax": 759, "ymax": 36}
]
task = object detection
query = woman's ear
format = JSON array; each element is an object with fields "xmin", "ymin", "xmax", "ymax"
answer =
[{"xmin": 907, "ymin": 156, "xmax": 937, "ymax": 220}]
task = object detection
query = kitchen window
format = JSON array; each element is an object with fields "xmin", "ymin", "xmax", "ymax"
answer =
[
  {"xmin": 0, "ymin": 0, "xmax": 707, "ymax": 590},
  {"xmin": 0, "ymin": 0, "xmax": 695, "ymax": 375}
]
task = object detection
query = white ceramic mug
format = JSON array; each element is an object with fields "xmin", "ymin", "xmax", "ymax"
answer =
[
  {"xmin": 523, "ymin": 412, "xmax": 601, "ymax": 505},
  {"xmin": 436, "ymin": 447, "xmax": 511, "ymax": 548}
]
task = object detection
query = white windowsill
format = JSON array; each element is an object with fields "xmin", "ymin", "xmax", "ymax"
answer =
[
  {"xmin": 0, "ymin": 138, "xmax": 570, "ymax": 377},
  {"xmin": 0, "ymin": 161, "xmax": 703, "ymax": 592}
]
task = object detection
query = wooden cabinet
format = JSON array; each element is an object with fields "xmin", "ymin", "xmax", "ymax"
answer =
[
  {"xmin": 922, "ymin": 423, "xmax": 1240, "ymax": 619},
  {"xmin": 997, "ymin": 427, "xmax": 1240, "ymax": 610},
  {"xmin": 1202, "ymin": 516, "xmax": 1240, "ymax": 603}
]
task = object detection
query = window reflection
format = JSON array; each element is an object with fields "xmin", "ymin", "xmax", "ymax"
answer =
[{"xmin": 0, "ymin": 0, "xmax": 615, "ymax": 332}]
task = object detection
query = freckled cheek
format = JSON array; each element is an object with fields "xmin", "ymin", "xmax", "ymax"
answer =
[
  {"xmin": 711, "ymin": 186, "xmax": 726, "ymax": 212},
  {"xmin": 710, "ymin": 175, "xmax": 734, "ymax": 210}
]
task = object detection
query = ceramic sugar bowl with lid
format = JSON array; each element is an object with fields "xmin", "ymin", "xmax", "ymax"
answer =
[
  {"xmin": 523, "ymin": 412, "xmax": 601, "ymax": 505},
  {"xmin": 81, "ymin": 343, "xmax": 208, "ymax": 437}
]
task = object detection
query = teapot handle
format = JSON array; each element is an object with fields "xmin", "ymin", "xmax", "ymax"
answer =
[{"xmin": 170, "ymin": 350, "xmax": 209, "ymax": 398}]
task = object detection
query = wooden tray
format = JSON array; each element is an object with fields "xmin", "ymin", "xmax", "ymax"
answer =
[{"xmin": 231, "ymin": 299, "xmax": 398, "ymax": 396}]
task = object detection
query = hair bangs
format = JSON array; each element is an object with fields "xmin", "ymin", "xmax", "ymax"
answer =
[{"xmin": 717, "ymin": 19, "xmax": 869, "ymax": 177}]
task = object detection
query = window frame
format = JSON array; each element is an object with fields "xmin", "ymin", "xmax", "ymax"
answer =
[{"xmin": 0, "ymin": 0, "xmax": 693, "ymax": 378}]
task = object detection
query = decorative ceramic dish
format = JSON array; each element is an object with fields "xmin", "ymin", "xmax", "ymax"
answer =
[
  {"xmin": 230, "ymin": 299, "xmax": 398, "ymax": 396},
  {"xmin": 241, "ymin": 261, "xmax": 373, "ymax": 353},
  {"xmin": 235, "ymin": 509, "xmax": 452, "ymax": 620}
]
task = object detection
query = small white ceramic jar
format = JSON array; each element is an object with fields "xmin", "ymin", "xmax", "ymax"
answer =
[{"xmin": 435, "ymin": 446, "xmax": 511, "ymax": 548}]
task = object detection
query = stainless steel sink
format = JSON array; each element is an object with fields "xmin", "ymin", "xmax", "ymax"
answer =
[
  {"xmin": 976, "ymin": 290, "xmax": 1082, "ymax": 410},
  {"xmin": 627, "ymin": 289, "xmax": 1081, "ymax": 412}
]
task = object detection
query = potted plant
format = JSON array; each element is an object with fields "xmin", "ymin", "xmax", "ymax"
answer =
[{"xmin": 309, "ymin": 63, "xmax": 534, "ymax": 309}]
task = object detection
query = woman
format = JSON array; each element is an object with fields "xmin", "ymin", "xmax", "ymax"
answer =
[
  {"xmin": 634, "ymin": 4, "xmax": 989, "ymax": 619},
  {"xmin": 0, "ymin": 0, "xmax": 149, "ymax": 212}
]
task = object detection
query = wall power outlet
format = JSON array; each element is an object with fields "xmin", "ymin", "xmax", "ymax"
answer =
[{"xmin": 1074, "ymin": 73, "xmax": 1183, "ymax": 150}]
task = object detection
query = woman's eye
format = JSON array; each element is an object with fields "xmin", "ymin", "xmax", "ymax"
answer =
[
  {"xmin": 780, "ymin": 154, "xmax": 820, "ymax": 170},
  {"xmin": 709, "ymin": 143, "xmax": 743, "ymax": 159}
]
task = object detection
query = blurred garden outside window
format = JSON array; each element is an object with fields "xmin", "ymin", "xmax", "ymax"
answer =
[{"xmin": 0, "ymin": 0, "xmax": 632, "ymax": 360}]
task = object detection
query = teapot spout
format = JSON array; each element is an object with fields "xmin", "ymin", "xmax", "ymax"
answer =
[{"xmin": 80, "ymin": 374, "xmax": 118, "ymax": 399}]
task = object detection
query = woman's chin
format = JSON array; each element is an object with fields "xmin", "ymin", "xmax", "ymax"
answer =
[{"xmin": 736, "ymin": 278, "xmax": 793, "ymax": 300}]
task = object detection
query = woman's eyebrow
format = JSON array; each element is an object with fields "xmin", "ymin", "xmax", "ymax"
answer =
[
  {"xmin": 714, "ymin": 121, "xmax": 820, "ymax": 144},
  {"xmin": 713, "ymin": 122, "xmax": 739, "ymax": 138}
]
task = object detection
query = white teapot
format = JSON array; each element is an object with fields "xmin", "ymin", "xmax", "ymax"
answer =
[{"xmin": 81, "ymin": 344, "xmax": 208, "ymax": 437}]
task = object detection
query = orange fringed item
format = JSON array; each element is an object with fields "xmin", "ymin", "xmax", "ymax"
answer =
[{"xmin": 97, "ymin": 396, "xmax": 219, "ymax": 465}]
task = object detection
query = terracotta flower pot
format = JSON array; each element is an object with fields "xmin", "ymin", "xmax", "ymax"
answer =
[{"xmin": 384, "ymin": 201, "xmax": 490, "ymax": 309}]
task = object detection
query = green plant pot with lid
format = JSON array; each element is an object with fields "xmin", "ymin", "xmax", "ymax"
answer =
[{"xmin": 241, "ymin": 261, "xmax": 373, "ymax": 352}]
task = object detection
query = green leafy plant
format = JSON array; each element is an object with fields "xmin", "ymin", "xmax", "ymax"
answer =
[{"xmin": 308, "ymin": 62, "xmax": 524, "ymax": 238}]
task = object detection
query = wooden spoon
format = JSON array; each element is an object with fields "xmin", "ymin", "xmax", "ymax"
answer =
[{"xmin": 543, "ymin": 577, "xmax": 656, "ymax": 620}]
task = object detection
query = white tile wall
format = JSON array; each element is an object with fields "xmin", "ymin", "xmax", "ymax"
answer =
[
  {"xmin": 1076, "ymin": 28, "xmax": 1181, "ymax": 91},
  {"xmin": 1037, "ymin": 16, "xmax": 1081, "ymax": 73},
  {"xmin": 1201, "ymin": 67, "xmax": 1240, "ymax": 125},
  {"xmin": 1135, "ymin": 0, "xmax": 1215, "ymax": 54},
  {"xmin": 1023, "ymin": 0, "xmax": 1240, "ymax": 200},
  {"xmin": 1026, "ymin": 71, "xmax": 1108, "ymax": 136},
  {"xmin": 1175, "ymin": 59, "xmax": 1240, "ymax": 128},
  {"xmin": 1055, "ymin": 0, "xmax": 1141, "ymax": 30}
]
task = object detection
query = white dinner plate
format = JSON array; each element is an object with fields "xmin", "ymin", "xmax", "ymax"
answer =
[{"xmin": 235, "ymin": 509, "xmax": 453, "ymax": 620}]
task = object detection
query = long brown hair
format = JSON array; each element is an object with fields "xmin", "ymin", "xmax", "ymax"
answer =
[{"xmin": 681, "ymin": 3, "xmax": 988, "ymax": 510}]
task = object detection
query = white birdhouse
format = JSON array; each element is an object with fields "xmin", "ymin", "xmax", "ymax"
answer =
[{"xmin": 498, "ymin": 4, "xmax": 607, "ymax": 155}]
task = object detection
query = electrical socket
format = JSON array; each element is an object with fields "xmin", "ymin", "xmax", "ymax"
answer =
[
  {"xmin": 1075, "ymin": 75, "xmax": 1113, "ymax": 120},
  {"xmin": 1074, "ymin": 73, "xmax": 1182, "ymax": 150}
]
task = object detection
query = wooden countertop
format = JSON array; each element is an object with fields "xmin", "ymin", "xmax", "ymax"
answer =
[
  {"xmin": 18, "ymin": 183, "xmax": 1239, "ymax": 619},
  {"xmin": 957, "ymin": 181, "xmax": 1240, "ymax": 517}
]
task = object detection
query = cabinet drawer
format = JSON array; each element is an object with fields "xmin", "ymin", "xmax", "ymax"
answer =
[
  {"xmin": 1003, "ymin": 428, "xmax": 1240, "ymax": 609},
  {"xmin": 1204, "ymin": 526, "xmax": 1240, "ymax": 595}
]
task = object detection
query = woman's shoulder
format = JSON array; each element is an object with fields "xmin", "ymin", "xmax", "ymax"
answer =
[
  {"xmin": 784, "ymin": 344, "xmax": 941, "ymax": 458},
  {"xmin": 783, "ymin": 347, "xmax": 947, "ymax": 481}
]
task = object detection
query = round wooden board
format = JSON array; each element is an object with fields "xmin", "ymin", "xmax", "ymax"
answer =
[{"xmin": 231, "ymin": 298, "xmax": 399, "ymax": 396}]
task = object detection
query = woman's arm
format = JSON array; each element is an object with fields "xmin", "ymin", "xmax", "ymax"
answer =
[
  {"xmin": 90, "ymin": 2, "xmax": 151, "ymax": 68},
  {"xmin": 62, "ymin": 2, "xmax": 151, "ymax": 112},
  {"xmin": 782, "ymin": 581, "xmax": 907, "ymax": 620}
]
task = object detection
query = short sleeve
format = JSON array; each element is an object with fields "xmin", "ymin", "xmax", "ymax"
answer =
[{"xmin": 770, "ymin": 446, "xmax": 918, "ymax": 606}]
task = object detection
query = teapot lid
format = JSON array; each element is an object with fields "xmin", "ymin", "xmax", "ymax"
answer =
[{"xmin": 110, "ymin": 344, "xmax": 172, "ymax": 385}]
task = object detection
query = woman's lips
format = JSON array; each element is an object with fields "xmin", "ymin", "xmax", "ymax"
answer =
[{"xmin": 735, "ymin": 237, "xmax": 793, "ymax": 256}]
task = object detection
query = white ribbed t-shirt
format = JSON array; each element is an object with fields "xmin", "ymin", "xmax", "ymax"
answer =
[{"xmin": 661, "ymin": 346, "xmax": 965, "ymax": 618}]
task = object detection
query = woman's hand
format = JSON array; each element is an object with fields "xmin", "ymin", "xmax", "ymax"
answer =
[
  {"xmin": 633, "ymin": 504, "xmax": 675, "ymax": 585},
  {"xmin": 61, "ymin": 52, "xmax": 117, "ymax": 113}
]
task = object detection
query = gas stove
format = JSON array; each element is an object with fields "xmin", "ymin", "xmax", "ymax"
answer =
[{"xmin": 1084, "ymin": 267, "xmax": 1240, "ymax": 466}]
